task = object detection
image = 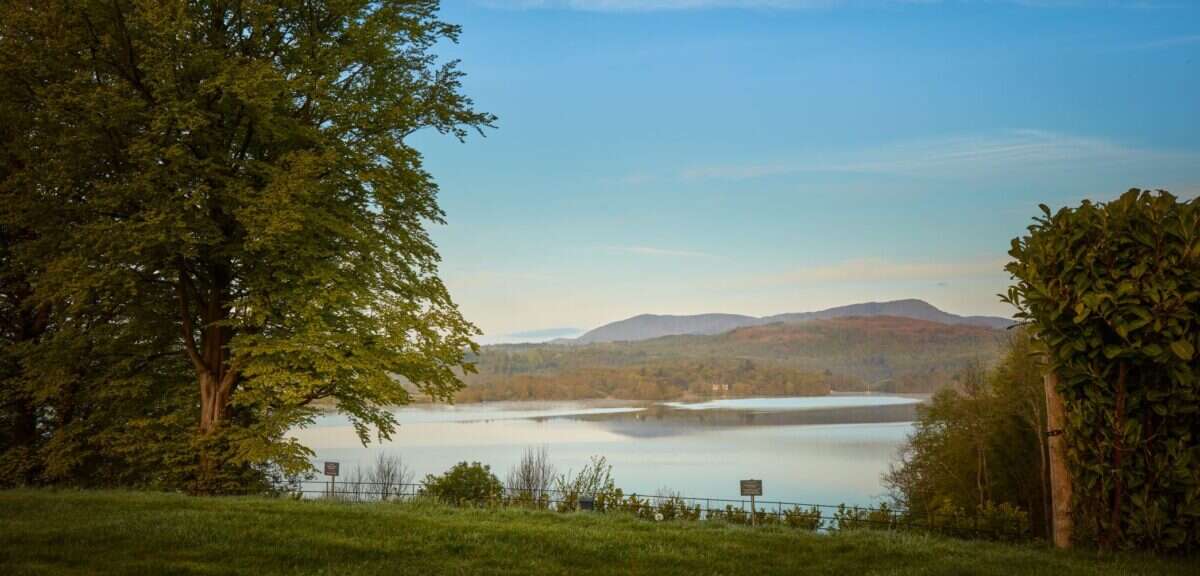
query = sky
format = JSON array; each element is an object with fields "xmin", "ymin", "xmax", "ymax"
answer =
[{"xmin": 408, "ymin": 0, "xmax": 1200, "ymax": 343}]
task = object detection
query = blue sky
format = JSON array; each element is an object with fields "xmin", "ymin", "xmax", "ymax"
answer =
[{"xmin": 409, "ymin": 0, "xmax": 1200, "ymax": 342}]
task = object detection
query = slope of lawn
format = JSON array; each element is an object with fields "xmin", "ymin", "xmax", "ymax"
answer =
[{"xmin": 1, "ymin": 490, "xmax": 1196, "ymax": 575}]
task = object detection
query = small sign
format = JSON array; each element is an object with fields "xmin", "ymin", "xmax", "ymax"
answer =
[
  {"xmin": 740, "ymin": 479, "xmax": 762, "ymax": 496},
  {"xmin": 324, "ymin": 461, "xmax": 340, "ymax": 477}
]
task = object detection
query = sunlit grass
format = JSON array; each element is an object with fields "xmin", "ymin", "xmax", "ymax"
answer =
[{"xmin": 1, "ymin": 490, "xmax": 1196, "ymax": 575}]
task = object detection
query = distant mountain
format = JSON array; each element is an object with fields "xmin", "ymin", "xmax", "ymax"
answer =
[
  {"xmin": 764, "ymin": 299, "xmax": 1015, "ymax": 331},
  {"xmin": 575, "ymin": 313, "xmax": 757, "ymax": 344},
  {"xmin": 573, "ymin": 299, "xmax": 1013, "ymax": 343},
  {"xmin": 467, "ymin": 315, "xmax": 1010, "ymax": 400}
]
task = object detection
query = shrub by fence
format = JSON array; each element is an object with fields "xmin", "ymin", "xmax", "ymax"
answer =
[{"xmin": 298, "ymin": 479, "xmax": 1028, "ymax": 541}]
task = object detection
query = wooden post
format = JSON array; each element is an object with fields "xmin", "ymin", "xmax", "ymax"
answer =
[
  {"xmin": 1044, "ymin": 372, "xmax": 1073, "ymax": 548},
  {"xmin": 750, "ymin": 495, "xmax": 756, "ymax": 527}
]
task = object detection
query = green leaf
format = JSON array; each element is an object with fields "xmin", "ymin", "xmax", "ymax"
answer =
[{"xmin": 1169, "ymin": 340, "xmax": 1194, "ymax": 361}]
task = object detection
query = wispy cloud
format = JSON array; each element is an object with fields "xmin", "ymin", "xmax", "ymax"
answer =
[
  {"xmin": 444, "ymin": 269, "xmax": 557, "ymax": 290},
  {"xmin": 482, "ymin": 0, "xmax": 840, "ymax": 11},
  {"xmin": 743, "ymin": 256, "xmax": 1010, "ymax": 287},
  {"xmin": 610, "ymin": 245, "xmax": 719, "ymax": 258},
  {"xmin": 1119, "ymin": 34, "xmax": 1200, "ymax": 51},
  {"xmin": 506, "ymin": 327, "xmax": 582, "ymax": 339},
  {"xmin": 481, "ymin": 0, "xmax": 1154, "ymax": 12},
  {"xmin": 680, "ymin": 130, "xmax": 1191, "ymax": 182}
]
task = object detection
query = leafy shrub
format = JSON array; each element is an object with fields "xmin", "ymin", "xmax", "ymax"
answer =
[
  {"xmin": 833, "ymin": 503, "xmax": 898, "ymax": 532},
  {"xmin": 653, "ymin": 490, "xmax": 701, "ymax": 521},
  {"xmin": 753, "ymin": 509, "xmax": 780, "ymax": 526},
  {"xmin": 706, "ymin": 504, "xmax": 787, "ymax": 526},
  {"xmin": 594, "ymin": 486, "xmax": 625, "ymax": 513},
  {"xmin": 554, "ymin": 456, "xmax": 621, "ymax": 512},
  {"xmin": 710, "ymin": 505, "xmax": 749, "ymax": 525},
  {"xmin": 620, "ymin": 494, "xmax": 656, "ymax": 520},
  {"xmin": 974, "ymin": 502, "xmax": 1030, "ymax": 542},
  {"xmin": 1006, "ymin": 190, "xmax": 1200, "ymax": 551},
  {"xmin": 910, "ymin": 498, "xmax": 1030, "ymax": 541},
  {"xmin": 920, "ymin": 498, "xmax": 971, "ymax": 536},
  {"xmin": 783, "ymin": 505, "xmax": 824, "ymax": 530},
  {"xmin": 421, "ymin": 462, "xmax": 503, "ymax": 506}
]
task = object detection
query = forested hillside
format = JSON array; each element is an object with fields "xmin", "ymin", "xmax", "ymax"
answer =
[
  {"xmin": 575, "ymin": 299, "xmax": 1013, "ymax": 343},
  {"xmin": 461, "ymin": 316, "xmax": 1008, "ymax": 401}
]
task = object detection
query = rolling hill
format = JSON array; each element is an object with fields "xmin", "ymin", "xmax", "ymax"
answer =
[
  {"xmin": 464, "ymin": 315, "xmax": 1011, "ymax": 401},
  {"xmin": 574, "ymin": 299, "xmax": 1013, "ymax": 344}
]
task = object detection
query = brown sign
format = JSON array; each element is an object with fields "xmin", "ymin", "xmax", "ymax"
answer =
[
  {"xmin": 740, "ymin": 479, "xmax": 762, "ymax": 496},
  {"xmin": 324, "ymin": 461, "xmax": 340, "ymax": 477}
]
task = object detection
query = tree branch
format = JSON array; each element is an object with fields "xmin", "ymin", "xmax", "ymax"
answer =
[{"xmin": 177, "ymin": 268, "xmax": 209, "ymax": 375}]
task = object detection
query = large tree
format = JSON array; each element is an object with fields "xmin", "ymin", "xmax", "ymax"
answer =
[{"xmin": 1, "ymin": 0, "xmax": 492, "ymax": 490}]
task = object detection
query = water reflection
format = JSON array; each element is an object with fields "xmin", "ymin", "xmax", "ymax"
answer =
[
  {"xmin": 569, "ymin": 400, "xmax": 919, "ymax": 439},
  {"xmin": 291, "ymin": 395, "xmax": 921, "ymax": 507}
]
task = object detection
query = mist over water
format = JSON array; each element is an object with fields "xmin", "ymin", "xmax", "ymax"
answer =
[{"xmin": 293, "ymin": 395, "xmax": 921, "ymax": 507}]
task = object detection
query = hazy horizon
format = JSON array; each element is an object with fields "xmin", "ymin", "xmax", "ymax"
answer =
[
  {"xmin": 413, "ymin": 1, "xmax": 1200, "ymax": 341},
  {"xmin": 479, "ymin": 297, "xmax": 1011, "ymax": 344}
]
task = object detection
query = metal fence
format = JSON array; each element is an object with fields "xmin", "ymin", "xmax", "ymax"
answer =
[{"xmin": 268, "ymin": 479, "xmax": 1028, "ymax": 541}]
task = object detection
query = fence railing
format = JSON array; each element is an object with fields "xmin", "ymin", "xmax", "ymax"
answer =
[{"xmin": 262, "ymin": 479, "xmax": 1028, "ymax": 541}]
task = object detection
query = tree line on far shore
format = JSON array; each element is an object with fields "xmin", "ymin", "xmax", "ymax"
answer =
[{"xmin": 456, "ymin": 357, "xmax": 849, "ymax": 402}]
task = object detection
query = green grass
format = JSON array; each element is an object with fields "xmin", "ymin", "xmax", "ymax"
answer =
[{"xmin": 1, "ymin": 490, "xmax": 1196, "ymax": 575}]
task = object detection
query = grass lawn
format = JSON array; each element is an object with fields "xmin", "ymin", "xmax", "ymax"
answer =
[{"xmin": 1, "ymin": 490, "xmax": 1196, "ymax": 575}]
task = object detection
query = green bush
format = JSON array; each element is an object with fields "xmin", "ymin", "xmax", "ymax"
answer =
[
  {"xmin": 921, "ymin": 498, "xmax": 970, "ymax": 537},
  {"xmin": 553, "ymin": 456, "xmax": 622, "ymax": 513},
  {"xmin": 975, "ymin": 501, "xmax": 1030, "ymax": 542},
  {"xmin": 421, "ymin": 462, "xmax": 503, "ymax": 507},
  {"xmin": 620, "ymin": 494, "xmax": 656, "ymax": 520},
  {"xmin": 912, "ymin": 498, "xmax": 1029, "ymax": 541},
  {"xmin": 833, "ymin": 503, "xmax": 898, "ymax": 532},
  {"xmin": 783, "ymin": 505, "xmax": 824, "ymax": 530},
  {"xmin": 1006, "ymin": 190, "xmax": 1200, "ymax": 551},
  {"xmin": 709, "ymin": 505, "xmax": 749, "ymax": 525},
  {"xmin": 653, "ymin": 493, "xmax": 701, "ymax": 521},
  {"xmin": 753, "ymin": 509, "xmax": 780, "ymax": 526}
]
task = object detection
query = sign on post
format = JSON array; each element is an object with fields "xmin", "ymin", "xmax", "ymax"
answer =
[
  {"xmin": 741, "ymin": 479, "xmax": 762, "ymax": 527},
  {"xmin": 324, "ymin": 461, "xmax": 340, "ymax": 499}
]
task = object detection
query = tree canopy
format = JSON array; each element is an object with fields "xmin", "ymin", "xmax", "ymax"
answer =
[
  {"xmin": 1, "ymin": 0, "xmax": 491, "ymax": 491},
  {"xmin": 886, "ymin": 331, "xmax": 1049, "ymax": 540}
]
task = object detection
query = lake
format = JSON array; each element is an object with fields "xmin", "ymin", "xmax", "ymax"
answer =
[{"xmin": 292, "ymin": 395, "xmax": 922, "ymax": 507}]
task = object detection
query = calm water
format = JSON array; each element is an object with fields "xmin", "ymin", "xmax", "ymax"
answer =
[{"xmin": 291, "ymin": 395, "xmax": 922, "ymax": 507}]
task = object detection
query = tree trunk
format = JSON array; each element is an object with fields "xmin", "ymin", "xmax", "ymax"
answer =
[
  {"xmin": 177, "ymin": 264, "xmax": 240, "ymax": 491},
  {"xmin": 7, "ymin": 301, "xmax": 50, "ymax": 485},
  {"xmin": 1044, "ymin": 372, "xmax": 1073, "ymax": 548},
  {"xmin": 9, "ymin": 396, "xmax": 39, "ymax": 484}
]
